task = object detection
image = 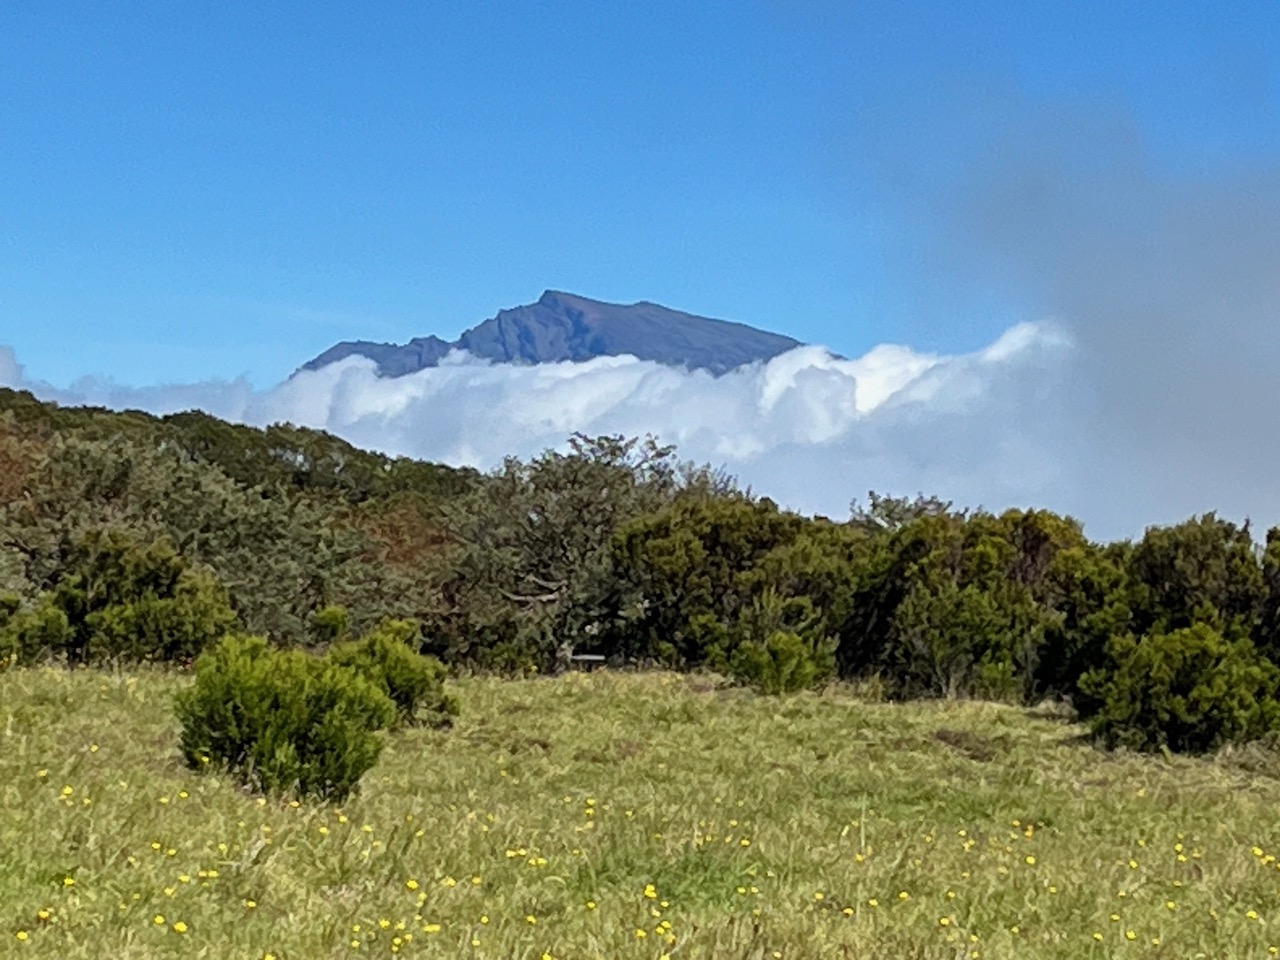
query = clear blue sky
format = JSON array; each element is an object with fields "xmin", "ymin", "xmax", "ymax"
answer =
[{"xmin": 2, "ymin": 1, "xmax": 1278, "ymax": 387}]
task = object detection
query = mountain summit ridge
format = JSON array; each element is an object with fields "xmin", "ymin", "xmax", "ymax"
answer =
[{"xmin": 301, "ymin": 291, "xmax": 803, "ymax": 377}]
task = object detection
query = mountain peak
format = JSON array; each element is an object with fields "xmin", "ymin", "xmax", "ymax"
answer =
[{"xmin": 301, "ymin": 292, "xmax": 803, "ymax": 377}]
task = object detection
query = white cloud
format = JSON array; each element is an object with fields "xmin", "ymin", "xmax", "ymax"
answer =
[
  {"xmin": 14, "ymin": 310, "xmax": 1278, "ymax": 541},
  {"xmin": 0, "ymin": 325, "xmax": 1087, "ymax": 530}
]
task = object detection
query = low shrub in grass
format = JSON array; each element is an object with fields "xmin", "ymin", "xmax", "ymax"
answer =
[
  {"xmin": 0, "ymin": 594, "xmax": 72, "ymax": 668},
  {"xmin": 729, "ymin": 629, "xmax": 835, "ymax": 696},
  {"xmin": 1080, "ymin": 624, "xmax": 1280, "ymax": 753},
  {"xmin": 176, "ymin": 634, "xmax": 396, "ymax": 801},
  {"xmin": 329, "ymin": 619, "xmax": 458, "ymax": 727}
]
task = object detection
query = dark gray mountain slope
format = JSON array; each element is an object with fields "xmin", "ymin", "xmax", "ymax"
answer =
[{"xmin": 302, "ymin": 291, "xmax": 802, "ymax": 377}]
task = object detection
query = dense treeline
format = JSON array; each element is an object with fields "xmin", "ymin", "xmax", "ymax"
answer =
[
  {"xmin": 0, "ymin": 387, "xmax": 477, "ymax": 643},
  {"xmin": 5, "ymin": 385, "xmax": 1280, "ymax": 754}
]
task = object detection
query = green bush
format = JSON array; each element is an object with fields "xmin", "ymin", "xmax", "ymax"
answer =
[
  {"xmin": 881, "ymin": 579, "xmax": 1050, "ymax": 702},
  {"xmin": 329, "ymin": 619, "xmax": 458, "ymax": 727},
  {"xmin": 308, "ymin": 604, "xmax": 351, "ymax": 647},
  {"xmin": 176, "ymin": 635, "xmax": 395, "ymax": 801},
  {"xmin": 729, "ymin": 629, "xmax": 835, "ymax": 696},
  {"xmin": 46, "ymin": 531, "xmax": 238, "ymax": 665},
  {"xmin": 0, "ymin": 595, "xmax": 73, "ymax": 668},
  {"xmin": 81, "ymin": 567, "xmax": 237, "ymax": 664},
  {"xmin": 1080, "ymin": 624, "xmax": 1280, "ymax": 753}
]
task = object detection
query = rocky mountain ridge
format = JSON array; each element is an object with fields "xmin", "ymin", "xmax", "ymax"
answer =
[{"xmin": 302, "ymin": 291, "xmax": 803, "ymax": 377}]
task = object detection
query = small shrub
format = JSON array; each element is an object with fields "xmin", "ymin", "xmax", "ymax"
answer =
[
  {"xmin": 308, "ymin": 604, "xmax": 351, "ymax": 648},
  {"xmin": 45, "ymin": 531, "xmax": 238, "ymax": 665},
  {"xmin": 475, "ymin": 635, "xmax": 544, "ymax": 677},
  {"xmin": 329, "ymin": 619, "xmax": 458, "ymax": 727},
  {"xmin": 0, "ymin": 595, "xmax": 73, "ymax": 668},
  {"xmin": 176, "ymin": 634, "xmax": 395, "ymax": 801},
  {"xmin": 82, "ymin": 567, "xmax": 238, "ymax": 664},
  {"xmin": 729, "ymin": 630, "xmax": 835, "ymax": 696},
  {"xmin": 1080, "ymin": 624, "xmax": 1280, "ymax": 753},
  {"xmin": 686, "ymin": 612, "xmax": 733, "ymax": 673}
]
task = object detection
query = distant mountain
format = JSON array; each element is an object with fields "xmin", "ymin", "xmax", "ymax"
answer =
[{"xmin": 301, "ymin": 291, "xmax": 803, "ymax": 377}]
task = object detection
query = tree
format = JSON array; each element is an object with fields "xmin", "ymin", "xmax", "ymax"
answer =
[
  {"xmin": 1030, "ymin": 544, "xmax": 1132, "ymax": 702},
  {"xmin": 1080, "ymin": 625, "xmax": 1280, "ymax": 753},
  {"xmin": 49, "ymin": 529, "xmax": 237, "ymax": 664},
  {"xmin": 838, "ymin": 507, "xmax": 1089, "ymax": 701},
  {"xmin": 737, "ymin": 523, "xmax": 870, "ymax": 646},
  {"xmin": 1256, "ymin": 527, "xmax": 1280, "ymax": 664},
  {"xmin": 0, "ymin": 431, "xmax": 363, "ymax": 645},
  {"xmin": 849, "ymin": 491, "xmax": 955, "ymax": 534},
  {"xmin": 1126, "ymin": 514, "xmax": 1264, "ymax": 638},
  {"xmin": 608, "ymin": 496, "xmax": 802, "ymax": 667},
  {"xmin": 430, "ymin": 434, "xmax": 726, "ymax": 670}
]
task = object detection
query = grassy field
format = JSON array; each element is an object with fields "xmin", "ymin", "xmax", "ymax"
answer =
[{"xmin": 4, "ymin": 668, "xmax": 1280, "ymax": 959}]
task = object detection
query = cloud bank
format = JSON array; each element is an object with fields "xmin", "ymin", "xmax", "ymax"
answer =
[{"xmin": 0, "ymin": 322, "xmax": 1082, "ymax": 527}]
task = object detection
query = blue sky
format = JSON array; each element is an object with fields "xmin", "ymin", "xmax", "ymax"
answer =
[{"xmin": 2, "ymin": 1, "xmax": 1278, "ymax": 388}]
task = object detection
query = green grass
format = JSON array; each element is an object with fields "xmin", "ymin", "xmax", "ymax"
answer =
[{"xmin": 4, "ymin": 667, "xmax": 1280, "ymax": 959}]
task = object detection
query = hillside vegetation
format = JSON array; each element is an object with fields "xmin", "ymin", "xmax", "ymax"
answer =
[
  {"xmin": 8, "ymin": 389, "xmax": 1280, "ymax": 955},
  {"xmin": 7, "ymin": 386, "xmax": 1280, "ymax": 754},
  {"xmin": 6, "ymin": 668, "xmax": 1280, "ymax": 959}
]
